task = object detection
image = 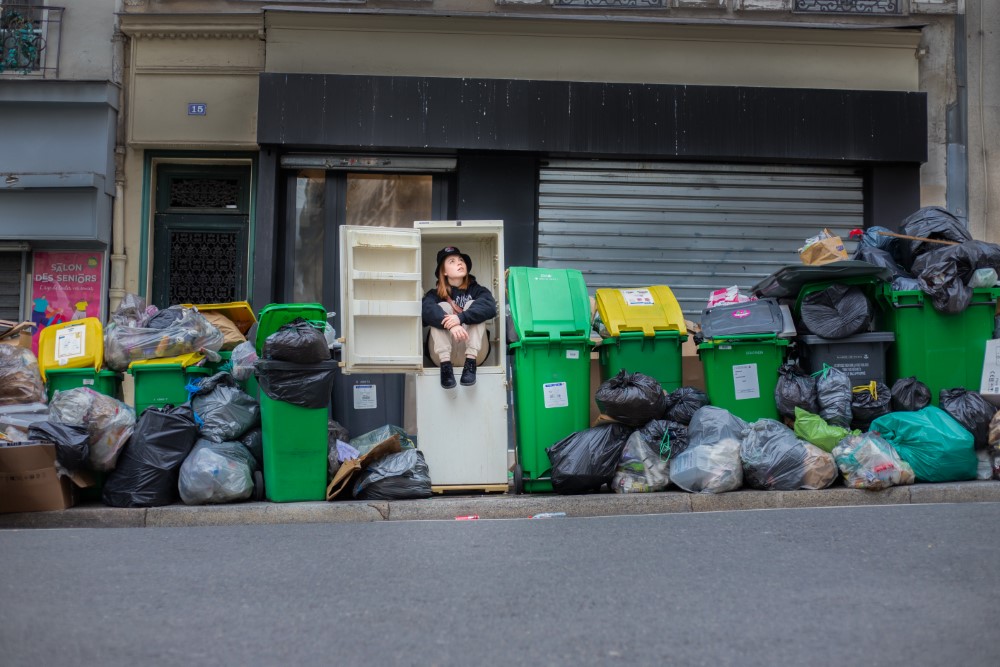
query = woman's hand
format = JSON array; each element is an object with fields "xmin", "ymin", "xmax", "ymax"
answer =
[
  {"xmin": 449, "ymin": 326, "xmax": 469, "ymax": 343},
  {"xmin": 442, "ymin": 314, "xmax": 461, "ymax": 330}
]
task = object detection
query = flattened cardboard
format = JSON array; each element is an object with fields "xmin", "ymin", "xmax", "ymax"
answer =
[
  {"xmin": 980, "ymin": 338, "xmax": 1000, "ymax": 407},
  {"xmin": 0, "ymin": 321, "xmax": 34, "ymax": 351},
  {"xmin": 325, "ymin": 434, "xmax": 402, "ymax": 500},
  {"xmin": 0, "ymin": 441, "xmax": 95, "ymax": 514}
]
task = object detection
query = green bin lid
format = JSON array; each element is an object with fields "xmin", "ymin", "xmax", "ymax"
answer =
[
  {"xmin": 255, "ymin": 303, "xmax": 327, "ymax": 355},
  {"xmin": 507, "ymin": 267, "xmax": 591, "ymax": 342}
]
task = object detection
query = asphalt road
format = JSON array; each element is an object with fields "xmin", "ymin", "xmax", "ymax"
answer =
[{"xmin": 1, "ymin": 503, "xmax": 998, "ymax": 667}]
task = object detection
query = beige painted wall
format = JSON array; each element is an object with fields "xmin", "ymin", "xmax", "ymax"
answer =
[
  {"xmin": 265, "ymin": 14, "xmax": 922, "ymax": 92},
  {"xmin": 123, "ymin": 17, "xmax": 264, "ymax": 147},
  {"xmin": 967, "ymin": 0, "xmax": 1000, "ymax": 243}
]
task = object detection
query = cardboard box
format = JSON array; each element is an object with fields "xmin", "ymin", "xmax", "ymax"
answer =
[
  {"xmin": 980, "ymin": 338, "xmax": 1000, "ymax": 407},
  {"xmin": 681, "ymin": 320, "xmax": 707, "ymax": 391},
  {"xmin": 0, "ymin": 441, "xmax": 95, "ymax": 513},
  {"xmin": 326, "ymin": 434, "xmax": 402, "ymax": 500},
  {"xmin": 0, "ymin": 321, "xmax": 34, "ymax": 351}
]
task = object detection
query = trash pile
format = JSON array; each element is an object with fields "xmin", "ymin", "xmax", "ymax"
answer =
[
  {"xmin": 1, "ymin": 295, "xmax": 434, "ymax": 515},
  {"xmin": 531, "ymin": 204, "xmax": 1000, "ymax": 496}
]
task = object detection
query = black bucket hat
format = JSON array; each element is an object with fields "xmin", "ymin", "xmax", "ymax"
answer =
[{"xmin": 434, "ymin": 246, "xmax": 473, "ymax": 278}]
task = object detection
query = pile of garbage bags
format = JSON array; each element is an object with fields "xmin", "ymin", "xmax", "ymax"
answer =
[
  {"xmin": 104, "ymin": 296, "xmax": 224, "ymax": 372},
  {"xmin": 852, "ymin": 206, "xmax": 1000, "ymax": 313},
  {"xmin": 545, "ymin": 367, "xmax": 992, "ymax": 496}
]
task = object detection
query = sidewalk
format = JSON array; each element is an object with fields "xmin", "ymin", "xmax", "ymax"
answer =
[{"xmin": 3, "ymin": 481, "xmax": 1000, "ymax": 529}]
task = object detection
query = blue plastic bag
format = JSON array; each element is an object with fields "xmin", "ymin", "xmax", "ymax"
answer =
[{"xmin": 870, "ymin": 407, "xmax": 977, "ymax": 482}]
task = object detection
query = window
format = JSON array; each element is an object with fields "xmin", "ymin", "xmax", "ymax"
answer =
[{"xmin": 0, "ymin": 2, "xmax": 61, "ymax": 76}]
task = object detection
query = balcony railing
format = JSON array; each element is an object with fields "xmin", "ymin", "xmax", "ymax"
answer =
[{"xmin": 0, "ymin": 4, "xmax": 63, "ymax": 76}]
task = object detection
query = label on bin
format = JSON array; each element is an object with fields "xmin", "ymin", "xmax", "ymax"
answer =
[
  {"xmin": 353, "ymin": 384, "xmax": 377, "ymax": 410},
  {"xmin": 620, "ymin": 289, "xmax": 655, "ymax": 306},
  {"xmin": 543, "ymin": 382, "xmax": 569, "ymax": 409},
  {"xmin": 54, "ymin": 326, "xmax": 86, "ymax": 363},
  {"xmin": 732, "ymin": 364, "xmax": 760, "ymax": 400},
  {"xmin": 83, "ymin": 379, "xmax": 95, "ymax": 386},
  {"xmin": 566, "ymin": 350, "xmax": 580, "ymax": 360}
]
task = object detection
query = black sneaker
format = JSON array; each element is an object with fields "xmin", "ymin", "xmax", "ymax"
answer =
[
  {"xmin": 460, "ymin": 358, "xmax": 477, "ymax": 386},
  {"xmin": 440, "ymin": 361, "xmax": 457, "ymax": 389}
]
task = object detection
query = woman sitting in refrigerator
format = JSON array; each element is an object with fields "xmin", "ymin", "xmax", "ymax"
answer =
[{"xmin": 422, "ymin": 246, "xmax": 497, "ymax": 389}]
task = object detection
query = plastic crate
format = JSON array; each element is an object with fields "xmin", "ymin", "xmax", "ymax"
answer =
[{"xmin": 800, "ymin": 332, "xmax": 895, "ymax": 386}]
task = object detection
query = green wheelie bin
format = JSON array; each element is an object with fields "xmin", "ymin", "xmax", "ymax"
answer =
[
  {"xmin": 255, "ymin": 303, "xmax": 333, "ymax": 502},
  {"xmin": 878, "ymin": 285, "xmax": 1000, "ymax": 405},
  {"xmin": 507, "ymin": 268, "xmax": 592, "ymax": 493},
  {"xmin": 595, "ymin": 286, "xmax": 687, "ymax": 392},
  {"xmin": 698, "ymin": 299, "xmax": 791, "ymax": 422}
]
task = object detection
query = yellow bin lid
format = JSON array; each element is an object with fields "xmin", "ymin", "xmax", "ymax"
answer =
[
  {"xmin": 37, "ymin": 318, "xmax": 104, "ymax": 381},
  {"xmin": 595, "ymin": 286, "xmax": 687, "ymax": 338},
  {"xmin": 127, "ymin": 351, "xmax": 206, "ymax": 373},
  {"xmin": 181, "ymin": 301, "xmax": 256, "ymax": 336}
]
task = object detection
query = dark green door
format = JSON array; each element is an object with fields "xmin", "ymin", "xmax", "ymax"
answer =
[{"xmin": 151, "ymin": 165, "xmax": 251, "ymax": 308}]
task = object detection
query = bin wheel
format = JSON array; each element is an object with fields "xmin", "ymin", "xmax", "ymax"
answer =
[
  {"xmin": 253, "ymin": 470, "xmax": 265, "ymax": 502},
  {"xmin": 513, "ymin": 464, "xmax": 524, "ymax": 495}
]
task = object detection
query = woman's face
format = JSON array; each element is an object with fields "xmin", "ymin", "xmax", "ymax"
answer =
[{"xmin": 443, "ymin": 255, "xmax": 467, "ymax": 279}]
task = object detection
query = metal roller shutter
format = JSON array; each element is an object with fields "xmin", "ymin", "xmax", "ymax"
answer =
[
  {"xmin": 538, "ymin": 161, "xmax": 863, "ymax": 316},
  {"xmin": 0, "ymin": 252, "xmax": 25, "ymax": 320}
]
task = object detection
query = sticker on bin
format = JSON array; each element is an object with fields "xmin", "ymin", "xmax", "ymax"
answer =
[
  {"xmin": 543, "ymin": 382, "xmax": 569, "ymax": 409},
  {"xmin": 620, "ymin": 289, "xmax": 655, "ymax": 306},
  {"xmin": 55, "ymin": 326, "xmax": 86, "ymax": 364},
  {"xmin": 566, "ymin": 350, "xmax": 580, "ymax": 360},
  {"xmin": 732, "ymin": 364, "xmax": 760, "ymax": 400},
  {"xmin": 83, "ymin": 379, "xmax": 95, "ymax": 386},
  {"xmin": 353, "ymin": 384, "xmax": 377, "ymax": 410},
  {"xmin": 730, "ymin": 309, "xmax": 751, "ymax": 320}
]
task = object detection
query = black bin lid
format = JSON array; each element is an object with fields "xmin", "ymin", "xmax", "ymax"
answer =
[{"xmin": 701, "ymin": 299, "xmax": 784, "ymax": 339}]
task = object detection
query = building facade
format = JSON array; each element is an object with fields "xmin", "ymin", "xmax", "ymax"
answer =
[
  {"xmin": 112, "ymin": 0, "xmax": 994, "ymax": 319},
  {"xmin": 0, "ymin": 0, "xmax": 119, "ymax": 346}
]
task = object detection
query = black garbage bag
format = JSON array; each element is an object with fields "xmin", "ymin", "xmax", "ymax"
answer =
[
  {"xmin": 911, "ymin": 240, "xmax": 1000, "ymax": 282},
  {"xmin": 816, "ymin": 366, "xmax": 853, "ymax": 429},
  {"xmin": 353, "ymin": 449, "xmax": 433, "ymax": 500},
  {"xmin": 189, "ymin": 372, "xmax": 260, "ymax": 442},
  {"xmin": 855, "ymin": 225, "xmax": 899, "ymax": 255},
  {"xmin": 890, "ymin": 377, "xmax": 931, "ymax": 412},
  {"xmin": 263, "ymin": 318, "xmax": 330, "ymax": 363},
  {"xmin": 851, "ymin": 382, "xmax": 891, "ymax": 430},
  {"xmin": 800, "ymin": 284, "xmax": 873, "ymax": 339},
  {"xmin": 739, "ymin": 419, "xmax": 808, "ymax": 490},
  {"xmin": 27, "ymin": 421, "xmax": 90, "ymax": 471},
  {"xmin": 594, "ymin": 370, "xmax": 669, "ymax": 427},
  {"xmin": 635, "ymin": 419, "xmax": 689, "ymax": 458},
  {"xmin": 901, "ymin": 206, "xmax": 973, "ymax": 264},
  {"xmin": 854, "ymin": 246, "xmax": 912, "ymax": 281},
  {"xmin": 664, "ymin": 387, "xmax": 710, "ymax": 425},
  {"xmin": 146, "ymin": 306, "xmax": 185, "ymax": 331},
  {"xmin": 775, "ymin": 363, "xmax": 819, "ymax": 420},
  {"xmin": 917, "ymin": 259, "xmax": 971, "ymax": 314},
  {"xmin": 178, "ymin": 439, "xmax": 258, "ymax": 505},
  {"xmin": 255, "ymin": 360, "xmax": 337, "ymax": 409},
  {"xmin": 239, "ymin": 427, "xmax": 263, "ymax": 468},
  {"xmin": 102, "ymin": 404, "xmax": 199, "ymax": 508},
  {"xmin": 546, "ymin": 423, "xmax": 633, "ymax": 494},
  {"xmin": 939, "ymin": 388, "xmax": 996, "ymax": 450}
]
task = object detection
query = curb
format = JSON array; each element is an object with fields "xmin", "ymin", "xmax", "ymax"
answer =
[{"xmin": 2, "ymin": 481, "xmax": 1000, "ymax": 529}]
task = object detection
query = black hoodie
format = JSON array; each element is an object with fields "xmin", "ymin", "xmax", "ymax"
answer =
[{"xmin": 421, "ymin": 277, "xmax": 497, "ymax": 329}]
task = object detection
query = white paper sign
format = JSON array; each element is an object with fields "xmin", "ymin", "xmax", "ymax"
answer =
[
  {"xmin": 353, "ymin": 384, "xmax": 377, "ymax": 410},
  {"xmin": 732, "ymin": 364, "xmax": 760, "ymax": 400},
  {"xmin": 55, "ymin": 326, "xmax": 86, "ymax": 364},
  {"xmin": 543, "ymin": 382, "xmax": 569, "ymax": 409},
  {"xmin": 620, "ymin": 288, "xmax": 655, "ymax": 306},
  {"xmin": 566, "ymin": 349, "xmax": 580, "ymax": 360}
]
